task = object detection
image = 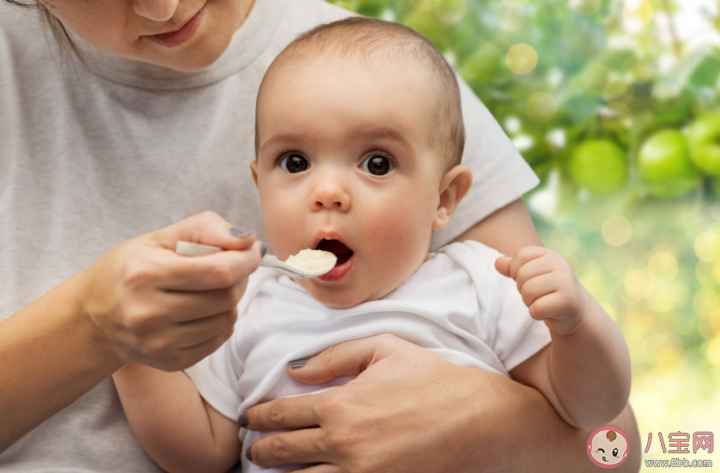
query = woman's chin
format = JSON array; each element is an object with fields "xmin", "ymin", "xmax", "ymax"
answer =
[{"xmin": 140, "ymin": 31, "xmax": 231, "ymax": 71}]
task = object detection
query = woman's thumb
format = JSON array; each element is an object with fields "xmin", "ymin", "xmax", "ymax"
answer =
[{"xmin": 153, "ymin": 211, "xmax": 256, "ymax": 251}]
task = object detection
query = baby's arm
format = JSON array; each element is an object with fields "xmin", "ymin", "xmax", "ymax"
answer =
[
  {"xmin": 495, "ymin": 247, "xmax": 631, "ymax": 429},
  {"xmin": 112, "ymin": 363, "xmax": 241, "ymax": 473}
]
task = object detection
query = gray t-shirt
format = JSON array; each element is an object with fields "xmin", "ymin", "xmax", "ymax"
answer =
[{"xmin": 0, "ymin": 0, "xmax": 538, "ymax": 471}]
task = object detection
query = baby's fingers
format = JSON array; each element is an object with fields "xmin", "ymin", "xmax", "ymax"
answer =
[
  {"xmin": 528, "ymin": 292, "xmax": 565, "ymax": 321},
  {"xmin": 520, "ymin": 273, "xmax": 557, "ymax": 308},
  {"xmin": 494, "ymin": 256, "xmax": 512, "ymax": 278},
  {"xmin": 508, "ymin": 246, "xmax": 547, "ymax": 281}
]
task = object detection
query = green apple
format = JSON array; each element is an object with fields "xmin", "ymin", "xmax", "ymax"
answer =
[
  {"xmin": 638, "ymin": 130, "xmax": 699, "ymax": 197},
  {"xmin": 569, "ymin": 139, "xmax": 627, "ymax": 194},
  {"xmin": 688, "ymin": 113, "xmax": 720, "ymax": 176}
]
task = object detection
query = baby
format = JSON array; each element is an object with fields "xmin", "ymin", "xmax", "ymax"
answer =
[{"xmin": 113, "ymin": 17, "xmax": 631, "ymax": 473}]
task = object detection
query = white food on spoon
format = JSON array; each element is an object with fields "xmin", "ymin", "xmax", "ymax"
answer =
[{"xmin": 285, "ymin": 249, "xmax": 337, "ymax": 273}]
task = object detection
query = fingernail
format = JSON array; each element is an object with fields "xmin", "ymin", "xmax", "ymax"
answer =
[
  {"xmin": 288, "ymin": 357, "xmax": 310, "ymax": 370},
  {"xmin": 260, "ymin": 243, "xmax": 267, "ymax": 257},
  {"xmin": 246, "ymin": 444, "xmax": 253, "ymax": 462},
  {"xmin": 237, "ymin": 413, "xmax": 248, "ymax": 428},
  {"xmin": 229, "ymin": 226, "xmax": 253, "ymax": 238}
]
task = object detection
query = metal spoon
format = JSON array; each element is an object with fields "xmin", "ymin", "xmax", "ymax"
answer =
[{"xmin": 175, "ymin": 240, "xmax": 336, "ymax": 279}]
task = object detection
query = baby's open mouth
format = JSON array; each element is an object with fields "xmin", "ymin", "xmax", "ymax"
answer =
[{"xmin": 315, "ymin": 239, "xmax": 354, "ymax": 267}]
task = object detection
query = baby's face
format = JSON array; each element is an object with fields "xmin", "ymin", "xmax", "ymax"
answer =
[{"xmin": 252, "ymin": 55, "xmax": 447, "ymax": 308}]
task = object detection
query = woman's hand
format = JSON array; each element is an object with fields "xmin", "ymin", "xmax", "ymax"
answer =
[
  {"xmin": 244, "ymin": 334, "xmax": 478, "ymax": 473},
  {"xmin": 78, "ymin": 211, "xmax": 263, "ymax": 371},
  {"xmin": 242, "ymin": 333, "xmax": 641, "ymax": 473}
]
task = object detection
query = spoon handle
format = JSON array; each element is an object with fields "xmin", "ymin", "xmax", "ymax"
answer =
[{"xmin": 175, "ymin": 241, "xmax": 308, "ymax": 278}]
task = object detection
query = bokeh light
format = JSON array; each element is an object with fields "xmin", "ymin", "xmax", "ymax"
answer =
[
  {"xmin": 548, "ymin": 228, "xmax": 580, "ymax": 255},
  {"xmin": 632, "ymin": 391, "xmax": 664, "ymax": 425},
  {"xmin": 582, "ymin": 64, "xmax": 610, "ymax": 94},
  {"xmin": 625, "ymin": 268, "xmax": 655, "ymax": 300},
  {"xmin": 707, "ymin": 337, "xmax": 720, "ymax": 367},
  {"xmin": 506, "ymin": 43, "xmax": 538, "ymax": 75},
  {"xmin": 526, "ymin": 92, "xmax": 557, "ymax": 123},
  {"xmin": 601, "ymin": 102, "xmax": 632, "ymax": 130},
  {"xmin": 652, "ymin": 81, "xmax": 682, "ymax": 112},
  {"xmin": 569, "ymin": 0, "xmax": 601, "ymax": 17},
  {"xmin": 603, "ymin": 247, "xmax": 633, "ymax": 276},
  {"xmin": 436, "ymin": 0, "xmax": 467, "ymax": 24},
  {"xmin": 623, "ymin": 0, "xmax": 654, "ymax": 32},
  {"xmin": 648, "ymin": 251, "xmax": 678, "ymax": 281},
  {"xmin": 496, "ymin": 3, "xmax": 526, "ymax": 31},
  {"xmin": 696, "ymin": 261, "xmax": 718, "ymax": 287},
  {"xmin": 601, "ymin": 215, "xmax": 632, "ymax": 246},
  {"xmin": 693, "ymin": 287, "xmax": 719, "ymax": 315},
  {"xmin": 408, "ymin": 0, "xmax": 436, "ymax": 12},
  {"xmin": 694, "ymin": 231, "xmax": 720, "ymax": 262},
  {"xmin": 603, "ymin": 77, "xmax": 634, "ymax": 104}
]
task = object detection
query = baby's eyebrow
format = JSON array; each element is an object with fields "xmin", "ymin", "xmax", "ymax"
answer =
[{"xmin": 260, "ymin": 127, "xmax": 412, "ymax": 155}]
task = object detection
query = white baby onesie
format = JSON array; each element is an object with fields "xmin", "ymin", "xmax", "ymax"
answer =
[{"xmin": 185, "ymin": 240, "xmax": 552, "ymax": 472}]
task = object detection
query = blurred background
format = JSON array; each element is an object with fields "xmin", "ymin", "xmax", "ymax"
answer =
[{"xmin": 327, "ymin": 0, "xmax": 720, "ymax": 468}]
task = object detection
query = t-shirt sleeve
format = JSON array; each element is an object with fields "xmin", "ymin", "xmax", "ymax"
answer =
[
  {"xmin": 184, "ymin": 333, "xmax": 244, "ymax": 421},
  {"xmin": 429, "ymin": 76, "xmax": 540, "ymax": 251},
  {"xmin": 463, "ymin": 241, "xmax": 551, "ymax": 371}
]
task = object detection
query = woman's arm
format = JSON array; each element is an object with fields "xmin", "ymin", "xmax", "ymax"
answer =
[
  {"xmin": 113, "ymin": 363, "xmax": 241, "ymax": 473},
  {"xmin": 0, "ymin": 212, "xmax": 260, "ymax": 453},
  {"xmin": 450, "ymin": 198, "xmax": 544, "ymax": 253}
]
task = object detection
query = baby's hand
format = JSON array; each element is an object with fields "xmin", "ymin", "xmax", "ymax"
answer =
[{"xmin": 495, "ymin": 247, "xmax": 586, "ymax": 336}]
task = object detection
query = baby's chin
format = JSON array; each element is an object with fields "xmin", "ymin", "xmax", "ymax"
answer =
[{"xmin": 296, "ymin": 278, "xmax": 394, "ymax": 309}]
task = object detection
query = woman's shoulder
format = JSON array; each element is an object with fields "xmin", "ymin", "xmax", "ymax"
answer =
[{"xmin": 0, "ymin": 5, "xmax": 50, "ymax": 57}]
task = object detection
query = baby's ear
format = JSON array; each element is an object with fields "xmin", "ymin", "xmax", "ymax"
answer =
[
  {"xmin": 250, "ymin": 160, "xmax": 259, "ymax": 187},
  {"xmin": 432, "ymin": 164, "xmax": 473, "ymax": 231}
]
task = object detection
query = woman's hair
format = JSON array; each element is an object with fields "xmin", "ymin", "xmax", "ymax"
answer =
[{"xmin": 3, "ymin": 0, "xmax": 79, "ymax": 60}]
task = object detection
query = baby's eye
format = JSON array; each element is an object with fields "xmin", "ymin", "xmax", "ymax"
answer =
[
  {"xmin": 361, "ymin": 154, "xmax": 395, "ymax": 176},
  {"xmin": 612, "ymin": 448, "xmax": 618, "ymax": 457},
  {"xmin": 279, "ymin": 154, "xmax": 309, "ymax": 173},
  {"xmin": 596, "ymin": 448, "xmax": 605, "ymax": 453}
]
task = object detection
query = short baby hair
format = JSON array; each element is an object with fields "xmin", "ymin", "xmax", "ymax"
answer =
[{"xmin": 255, "ymin": 16, "xmax": 465, "ymax": 173}]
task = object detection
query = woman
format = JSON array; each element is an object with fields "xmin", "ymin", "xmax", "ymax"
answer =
[{"xmin": 0, "ymin": 0, "xmax": 640, "ymax": 471}]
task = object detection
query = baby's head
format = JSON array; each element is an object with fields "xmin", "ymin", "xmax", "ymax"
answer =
[{"xmin": 250, "ymin": 17, "xmax": 473, "ymax": 308}]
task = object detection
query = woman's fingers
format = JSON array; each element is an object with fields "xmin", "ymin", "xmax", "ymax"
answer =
[
  {"xmin": 153, "ymin": 210, "xmax": 257, "ymax": 252},
  {"xmin": 285, "ymin": 333, "xmax": 402, "ymax": 385},
  {"xmin": 295, "ymin": 464, "xmax": 344, "ymax": 473},
  {"xmin": 247, "ymin": 429, "xmax": 330, "ymax": 468},
  {"xmin": 244, "ymin": 393, "xmax": 322, "ymax": 431},
  {"xmin": 174, "ymin": 309, "xmax": 238, "ymax": 348},
  {"xmin": 145, "ymin": 283, "xmax": 246, "ymax": 324},
  {"xmin": 146, "ymin": 326, "xmax": 233, "ymax": 372},
  {"xmin": 150, "ymin": 241, "xmax": 263, "ymax": 291}
]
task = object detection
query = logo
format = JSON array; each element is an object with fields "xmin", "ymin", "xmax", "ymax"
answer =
[{"xmin": 587, "ymin": 425, "xmax": 630, "ymax": 468}]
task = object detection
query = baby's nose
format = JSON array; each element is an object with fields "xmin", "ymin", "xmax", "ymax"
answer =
[
  {"xmin": 133, "ymin": 0, "xmax": 180, "ymax": 22},
  {"xmin": 310, "ymin": 180, "xmax": 351, "ymax": 211}
]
